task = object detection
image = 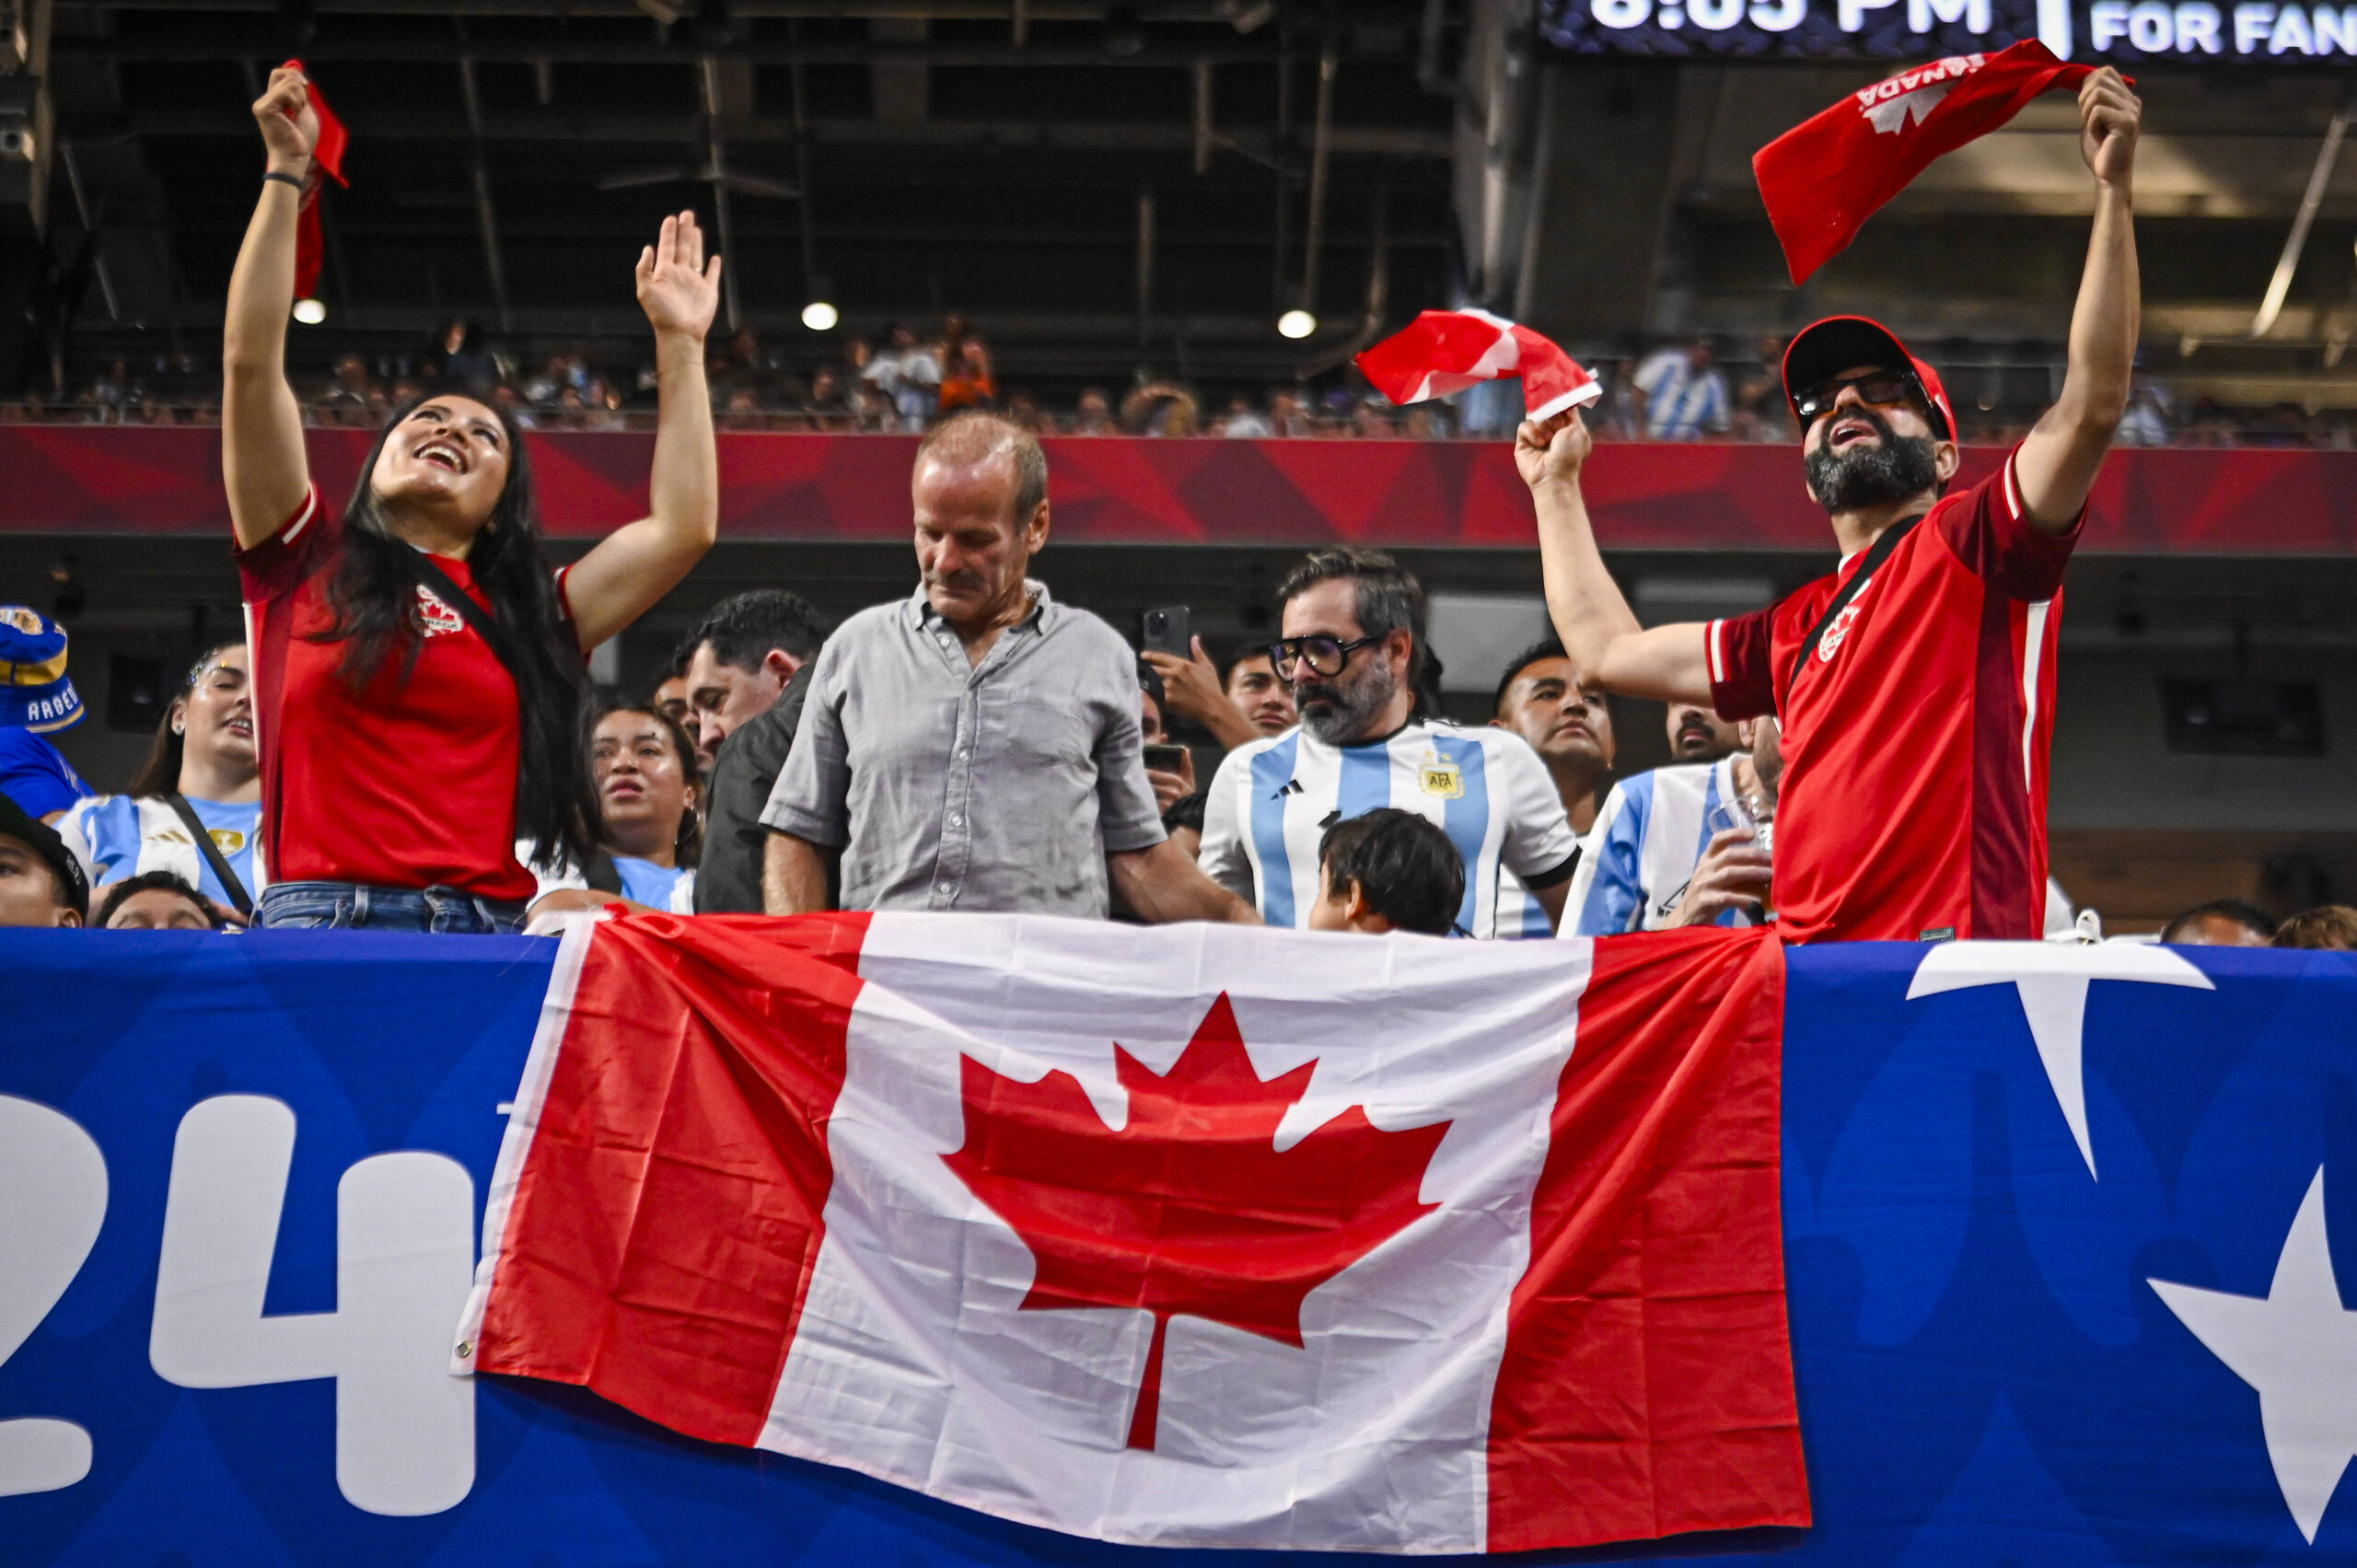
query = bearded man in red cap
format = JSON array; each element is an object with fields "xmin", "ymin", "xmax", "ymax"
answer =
[{"xmin": 1516, "ymin": 66, "xmax": 2142, "ymax": 946}]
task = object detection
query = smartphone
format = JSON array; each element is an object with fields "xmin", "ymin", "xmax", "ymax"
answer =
[
  {"xmin": 1143, "ymin": 743, "xmax": 1190, "ymax": 773},
  {"xmin": 1141, "ymin": 605, "xmax": 1192, "ymax": 659}
]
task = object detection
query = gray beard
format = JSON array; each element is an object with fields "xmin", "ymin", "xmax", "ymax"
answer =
[
  {"xmin": 1298, "ymin": 663, "xmax": 1399, "ymax": 746},
  {"xmin": 1805, "ymin": 418, "xmax": 1940, "ymax": 513}
]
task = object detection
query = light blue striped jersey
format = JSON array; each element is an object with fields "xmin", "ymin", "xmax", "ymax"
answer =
[
  {"xmin": 1198, "ymin": 720, "xmax": 1581, "ymax": 939},
  {"xmin": 57, "ymin": 794, "xmax": 261, "ymax": 907},
  {"xmin": 1565, "ymin": 758, "xmax": 1761, "ymax": 935}
]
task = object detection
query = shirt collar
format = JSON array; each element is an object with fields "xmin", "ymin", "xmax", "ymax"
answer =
[{"xmin": 906, "ymin": 578, "xmax": 1055, "ymax": 634}]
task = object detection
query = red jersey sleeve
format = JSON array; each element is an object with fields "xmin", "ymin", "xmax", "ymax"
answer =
[
  {"xmin": 1935, "ymin": 447, "xmax": 2084, "ymax": 601},
  {"xmin": 1706, "ymin": 609, "xmax": 1778, "ymax": 721},
  {"xmin": 233, "ymin": 486, "xmax": 337, "ymax": 602}
]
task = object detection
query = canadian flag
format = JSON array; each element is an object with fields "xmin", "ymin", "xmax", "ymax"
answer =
[
  {"xmin": 1753, "ymin": 41, "xmax": 2102, "ymax": 285},
  {"xmin": 1355, "ymin": 310, "xmax": 1602, "ymax": 423},
  {"xmin": 456, "ymin": 913, "xmax": 1805, "ymax": 1554}
]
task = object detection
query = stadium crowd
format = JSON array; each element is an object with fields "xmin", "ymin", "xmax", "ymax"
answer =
[
  {"xmin": 15, "ymin": 325, "xmax": 2350, "ymax": 451},
  {"xmin": 3, "ymin": 63, "xmax": 2351, "ymax": 951}
]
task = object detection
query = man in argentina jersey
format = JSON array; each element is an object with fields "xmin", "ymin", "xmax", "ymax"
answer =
[
  {"xmin": 1199, "ymin": 550, "xmax": 1581, "ymax": 938},
  {"xmin": 1489, "ymin": 638, "xmax": 1616, "ymax": 938},
  {"xmin": 1567, "ymin": 724, "xmax": 1779, "ymax": 935}
]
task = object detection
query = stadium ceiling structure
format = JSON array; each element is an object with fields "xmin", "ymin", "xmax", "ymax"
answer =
[{"xmin": 7, "ymin": 0, "xmax": 2357, "ymax": 400}]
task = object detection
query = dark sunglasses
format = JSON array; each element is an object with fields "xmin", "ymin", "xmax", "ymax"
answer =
[
  {"xmin": 1268, "ymin": 634, "xmax": 1381, "ymax": 679},
  {"xmin": 1794, "ymin": 370, "xmax": 1922, "ymax": 427}
]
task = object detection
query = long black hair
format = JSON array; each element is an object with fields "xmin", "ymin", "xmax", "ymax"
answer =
[
  {"xmin": 126, "ymin": 640, "xmax": 244, "ymax": 798},
  {"xmin": 309, "ymin": 395, "xmax": 601, "ymax": 870}
]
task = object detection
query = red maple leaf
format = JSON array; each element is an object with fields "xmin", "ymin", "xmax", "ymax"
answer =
[{"xmin": 942, "ymin": 993, "xmax": 1451, "ymax": 1452}]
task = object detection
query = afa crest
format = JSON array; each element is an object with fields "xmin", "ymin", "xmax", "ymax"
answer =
[{"xmin": 1417, "ymin": 762, "xmax": 1464, "ymax": 800}]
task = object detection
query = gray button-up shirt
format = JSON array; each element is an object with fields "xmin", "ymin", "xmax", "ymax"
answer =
[{"xmin": 761, "ymin": 581, "xmax": 1166, "ymax": 918}]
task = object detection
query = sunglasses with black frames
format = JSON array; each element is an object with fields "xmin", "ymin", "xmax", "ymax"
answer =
[{"xmin": 1794, "ymin": 369, "xmax": 1925, "ymax": 428}]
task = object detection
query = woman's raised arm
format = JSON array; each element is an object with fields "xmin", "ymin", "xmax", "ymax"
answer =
[
  {"xmin": 222, "ymin": 65, "xmax": 319, "ymax": 551},
  {"xmin": 562, "ymin": 213, "xmax": 723, "ymax": 652}
]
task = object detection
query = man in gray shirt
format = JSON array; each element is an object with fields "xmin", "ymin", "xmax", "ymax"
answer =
[{"xmin": 761, "ymin": 412, "xmax": 1256, "ymax": 924}]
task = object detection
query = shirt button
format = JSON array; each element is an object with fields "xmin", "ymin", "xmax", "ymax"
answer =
[{"xmin": 935, "ymin": 884, "xmax": 951, "ymax": 897}]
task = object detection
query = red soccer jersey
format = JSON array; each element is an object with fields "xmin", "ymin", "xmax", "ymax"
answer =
[
  {"xmin": 1706, "ymin": 450, "xmax": 2076, "ymax": 944},
  {"xmin": 238, "ymin": 490, "xmax": 565, "ymax": 902}
]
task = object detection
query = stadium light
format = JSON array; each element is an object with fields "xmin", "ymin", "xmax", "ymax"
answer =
[
  {"xmin": 801, "ymin": 298, "xmax": 839, "ymax": 332},
  {"xmin": 1277, "ymin": 308, "xmax": 1316, "ymax": 340},
  {"xmin": 291, "ymin": 298, "xmax": 327, "ymax": 325}
]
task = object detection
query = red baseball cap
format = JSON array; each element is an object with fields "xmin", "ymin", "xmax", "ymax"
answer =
[{"xmin": 1782, "ymin": 316, "xmax": 1954, "ymax": 442}]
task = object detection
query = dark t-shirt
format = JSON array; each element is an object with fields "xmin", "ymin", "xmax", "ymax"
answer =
[{"xmin": 692, "ymin": 661, "xmax": 814, "ymax": 914}]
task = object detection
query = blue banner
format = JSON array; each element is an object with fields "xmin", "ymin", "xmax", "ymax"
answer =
[{"xmin": 5, "ymin": 929, "xmax": 2356, "ymax": 1563}]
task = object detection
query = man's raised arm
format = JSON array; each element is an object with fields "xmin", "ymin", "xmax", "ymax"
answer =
[
  {"xmin": 1518, "ymin": 409, "xmax": 1716, "ymax": 708},
  {"xmin": 2014, "ymin": 66, "xmax": 2142, "ymax": 533}
]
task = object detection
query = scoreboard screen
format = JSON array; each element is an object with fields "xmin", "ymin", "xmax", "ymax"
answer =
[{"xmin": 1538, "ymin": 0, "xmax": 2357, "ymax": 61}]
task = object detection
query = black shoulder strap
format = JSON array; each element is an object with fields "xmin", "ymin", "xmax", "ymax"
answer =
[
  {"xmin": 163, "ymin": 793, "xmax": 253, "ymax": 915},
  {"xmin": 1790, "ymin": 510, "xmax": 1924, "ymax": 691},
  {"xmin": 410, "ymin": 552, "xmax": 522, "ymax": 670},
  {"xmin": 583, "ymin": 847, "xmax": 624, "ymax": 896}
]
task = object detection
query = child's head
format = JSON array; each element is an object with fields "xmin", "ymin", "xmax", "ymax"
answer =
[{"xmin": 1308, "ymin": 808, "xmax": 1465, "ymax": 936}]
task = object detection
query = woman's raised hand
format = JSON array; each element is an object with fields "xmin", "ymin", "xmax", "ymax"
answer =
[
  {"xmin": 252, "ymin": 65, "xmax": 319, "ymax": 178},
  {"xmin": 635, "ymin": 212, "xmax": 723, "ymax": 343}
]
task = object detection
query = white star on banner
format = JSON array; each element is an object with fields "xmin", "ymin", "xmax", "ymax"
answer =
[
  {"xmin": 2152, "ymin": 1170, "xmax": 2357, "ymax": 1545},
  {"xmin": 1907, "ymin": 943, "xmax": 2213, "ymax": 1179}
]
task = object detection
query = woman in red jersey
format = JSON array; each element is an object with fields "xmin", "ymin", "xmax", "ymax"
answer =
[{"xmin": 226, "ymin": 65, "xmax": 721, "ymax": 933}]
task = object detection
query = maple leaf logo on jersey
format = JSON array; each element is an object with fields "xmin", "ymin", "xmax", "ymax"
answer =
[
  {"xmin": 413, "ymin": 585, "xmax": 467, "ymax": 637},
  {"xmin": 943, "ymin": 993, "xmax": 1451, "ymax": 1452}
]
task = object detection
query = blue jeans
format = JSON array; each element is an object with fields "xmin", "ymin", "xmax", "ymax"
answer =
[{"xmin": 254, "ymin": 881, "xmax": 529, "ymax": 935}]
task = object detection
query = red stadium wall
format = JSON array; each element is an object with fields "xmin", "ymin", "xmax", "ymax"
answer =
[{"xmin": 0, "ymin": 426, "xmax": 2346, "ymax": 552}]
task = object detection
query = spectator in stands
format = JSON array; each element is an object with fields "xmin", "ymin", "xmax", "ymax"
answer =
[
  {"xmin": 2160, "ymin": 898, "xmax": 2276, "ymax": 947},
  {"xmin": 1491, "ymin": 639, "xmax": 1617, "ymax": 832},
  {"xmin": 1667, "ymin": 701, "xmax": 1741, "ymax": 762},
  {"xmin": 681, "ymin": 590, "xmax": 826, "ymax": 914},
  {"xmin": 1123, "ymin": 382, "xmax": 1201, "ymax": 437},
  {"xmin": 1139, "ymin": 640, "xmax": 1295, "ymax": 752},
  {"xmin": 864, "ymin": 323, "xmax": 942, "ymax": 432},
  {"xmin": 59, "ymin": 643, "xmax": 259, "ymax": 923},
  {"xmin": 530, "ymin": 703, "xmax": 702, "ymax": 916},
  {"xmin": 0, "ymin": 793, "xmax": 87, "ymax": 927},
  {"xmin": 1220, "ymin": 395, "xmax": 1271, "ymax": 437},
  {"xmin": 1199, "ymin": 550, "xmax": 1581, "ymax": 937},
  {"xmin": 99, "ymin": 870, "xmax": 225, "ymax": 931},
  {"xmin": 224, "ymin": 67, "xmax": 720, "ymax": 933},
  {"xmin": 1071, "ymin": 387, "xmax": 1116, "ymax": 435},
  {"xmin": 761, "ymin": 411, "xmax": 1254, "ymax": 923},
  {"xmin": 433, "ymin": 320, "xmax": 497, "ymax": 389},
  {"xmin": 1522, "ymin": 66, "xmax": 2140, "ymax": 945},
  {"xmin": 1307, "ymin": 808, "xmax": 1465, "ymax": 937},
  {"xmin": 937, "ymin": 314, "xmax": 995, "ymax": 412},
  {"xmin": 2273, "ymin": 906, "xmax": 2357, "ymax": 950},
  {"xmin": 1137, "ymin": 660, "xmax": 1196, "ymax": 816},
  {"xmin": 0, "ymin": 607, "xmax": 93, "ymax": 823},
  {"xmin": 1568, "ymin": 713, "xmax": 1778, "ymax": 935},
  {"xmin": 1631, "ymin": 340, "xmax": 1730, "ymax": 441},
  {"xmin": 2116, "ymin": 374, "xmax": 2172, "ymax": 447}
]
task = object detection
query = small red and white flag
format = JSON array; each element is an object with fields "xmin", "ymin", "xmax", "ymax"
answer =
[
  {"xmin": 1755, "ymin": 41, "xmax": 2104, "ymax": 285},
  {"xmin": 278, "ymin": 60, "xmax": 350, "ymax": 301},
  {"xmin": 457, "ymin": 912, "xmax": 1805, "ymax": 1554},
  {"xmin": 1355, "ymin": 309, "xmax": 1602, "ymax": 423}
]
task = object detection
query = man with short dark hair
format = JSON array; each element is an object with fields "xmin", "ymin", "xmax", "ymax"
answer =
[
  {"xmin": 99, "ymin": 870, "xmax": 226, "ymax": 930},
  {"xmin": 0, "ymin": 792, "xmax": 87, "ymax": 927},
  {"xmin": 1521, "ymin": 69, "xmax": 2142, "ymax": 944},
  {"xmin": 1199, "ymin": 549, "xmax": 1580, "ymax": 938},
  {"xmin": 686, "ymin": 590, "xmax": 828, "ymax": 914},
  {"xmin": 1491, "ymin": 638, "xmax": 1615, "ymax": 936},
  {"xmin": 1308, "ymin": 808, "xmax": 1465, "ymax": 937},
  {"xmin": 1666, "ymin": 703, "xmax": 1739, "ymax": 763},
  {"xmin": 762, "ymin": 411, "xmax": 1254, "ymax": 924},
  {"xmin": 1138, "ymin": 641, "xmax": 1298, "ymax": 752},
  {"xmin": 2160, "ymin": 899, "xmax": 2276, "ymax": 947}
]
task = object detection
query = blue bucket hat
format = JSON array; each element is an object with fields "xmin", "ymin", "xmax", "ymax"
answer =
[{"xmin": 0, "ymin": 606, "xmax": 86, "ymax": 734}]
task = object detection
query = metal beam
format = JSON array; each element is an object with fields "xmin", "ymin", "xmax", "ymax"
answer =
[
  {"xmin": 76, "ymin": 0, "xmax": 1249, "ymax": 16},
  {"xmin": 90, "ymin": 106, "xmax": 1452, "ymax": 159},
  {"xmin": 51, "ymin": 34, "xmax": 1415, "ymax": 66},
  {"xmin": 457, "ymin": 56, "xmax": 513, "ymax": 330},
  {"xmin": 1297, "ymin": 46, "xmax": 1334, "ymax": 313},
  {"xmin": 2253, "ymin": 99, "xmax": 2354, "ymax": 340}
]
